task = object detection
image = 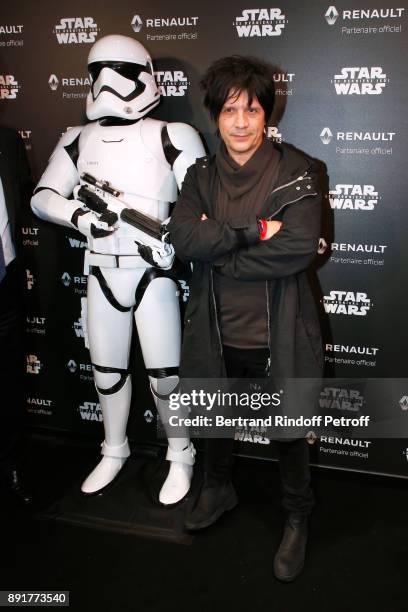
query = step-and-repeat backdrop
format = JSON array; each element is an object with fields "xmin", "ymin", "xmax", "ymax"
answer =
[{"xmin": 1, "ymin": 0, "xmax": 407, "ymax": 477}]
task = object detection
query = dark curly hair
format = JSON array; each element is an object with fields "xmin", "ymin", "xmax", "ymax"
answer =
[{"xmin": 200, "ymin": 55, "xmax": 276, "ymax": 122}]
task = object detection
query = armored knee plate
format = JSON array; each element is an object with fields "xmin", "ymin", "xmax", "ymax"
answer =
[{"xmin": 93, "ymin": 364, "xmax": 130, "ymax": 395}]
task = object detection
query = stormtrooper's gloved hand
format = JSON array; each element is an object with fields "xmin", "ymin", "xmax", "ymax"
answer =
[
  {"xmin": 136, "ymin": 240, "xmax": 175, "ymax": 269},
  {"xmin": 71, "ymin": 207, "xmax": 117, "ymax": 239},
  {"xmin": 160, "ymin": 216, "xmax": 172, "ymax": 244}
]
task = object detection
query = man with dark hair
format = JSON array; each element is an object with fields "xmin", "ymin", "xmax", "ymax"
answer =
[
  {"xmin": 201, "ymin": 55, "xmax": 276, "ymax": 125},
  {"xmin": 0, "ymin": 126, "xmax": 32, "ymax": 505},
  {"xmin": 168, "ymin": 56, "xmax": 323, "ymax": 582}
]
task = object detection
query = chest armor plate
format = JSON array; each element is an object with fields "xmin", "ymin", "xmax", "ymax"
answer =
[{"xmin": 77, "ymin": 119, "xmax": 177, "ymax": 204}]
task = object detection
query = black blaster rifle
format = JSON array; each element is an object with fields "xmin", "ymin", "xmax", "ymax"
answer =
[
  {"xmin": 76, "ymin": 172, "xmax": 174, "ymax": 268},
  {"xmin": 76, "ymin": 172, "xmax": 170, "ymax": 244}
]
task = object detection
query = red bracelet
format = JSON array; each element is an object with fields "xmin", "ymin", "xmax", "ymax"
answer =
[{"xmin": 258, "ymin": 218, "xmax": 268, "ymax": 241}]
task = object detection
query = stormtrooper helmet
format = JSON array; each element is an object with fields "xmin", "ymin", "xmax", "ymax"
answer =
[{"xmin": 86, "ymin": 34, "xmax": 160, "ymax": 121}]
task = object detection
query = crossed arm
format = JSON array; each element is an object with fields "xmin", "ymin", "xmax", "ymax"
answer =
[{"xmin": 168, "ymin": 166, "xmax": 321, "ymax": 280}]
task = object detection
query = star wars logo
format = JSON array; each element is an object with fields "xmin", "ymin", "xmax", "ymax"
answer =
[
  {"xmin": 178, "ymin": 280, "xmax": 189, "ymax": 303},
  {"xmin": 53, "ymin": 17, "xmax": 98, "ymax": 44},
  {"xmin": 329, "ymin": 185, "xmax": 379, "ymax": 210},
  {"xmin": 319, "ymin": 387, "xmax": 365, "ymax": 412},
  {"xmin": 78, "ymin": 401, "xmax": 102, "ymax": 422},
  {"xmin": 235, "ymin": 426, "xmax": 270, "ymax": 445},
  {"xmin": 73, "ymin": 318, "xmax": 85, "ymax": 338},
  {"xmin": 332, "ymin": 67, "xmax": 388, "ymax": 95},
  {"xmin": 22, "ymin": 225, "xmax": 39, "ymax": 246},
  {"xmin": 0, "ymin": 75, "xmax": 20, "ymax": 99},
  {"xmin": 234, "ymin": 8, "xmax": 287, "ymax": 37},
  {"xmin": 266, "ymin": 127, "xmax": 283, "ymax": 143},
  {"xmin": 26, "ymin": 269, "xmax": 35, "ymax": 290},
  {"xmin": 320, "ymin": 127, "xmax": 395, "ymax": 144},
  {"xmin": 27, "ymin": 354, "xmax": 42, "ymax": 375},
  {"xmin": 67, "ymin": 236, "xmax": 87, "ymax": 249},
  {"xmin": 154, "ymin": 70, "xmax": 189, "ymax": 96},
  {"xmin": 323, "ymin": 291, "xmax": 371, "ymax": 316}
]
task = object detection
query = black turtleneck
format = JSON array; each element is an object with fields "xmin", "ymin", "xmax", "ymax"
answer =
[{"xmin": 213, "ymin": 137, "xmax": 281, "ymax": 349}]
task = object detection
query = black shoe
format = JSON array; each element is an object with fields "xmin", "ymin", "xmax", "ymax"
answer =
[
  {"xmin": 184, "ymin": 480, "xmax": 238, "ymax": 531},
  {"xmin": 2, "ymin": 468, "xmax": 33, "ymax": 505},
  {"xmin": 273, "ymin": 515, "xmax": 308, "ymax": 582}
]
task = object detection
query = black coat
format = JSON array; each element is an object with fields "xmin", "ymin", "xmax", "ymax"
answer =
[{"xmin": 168, "ymin": 141, "xmax": 324, "ymax": 384}]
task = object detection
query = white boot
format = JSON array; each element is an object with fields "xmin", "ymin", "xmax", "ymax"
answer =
[
  {"xmin": 81, "ymin": 439, "xmax": 130, "ymax": 495},
  {"xmin": 159, "ymin": 442, "xmax": 196, "ymax": 505},
  {"xmin": 149, "ymin": 374, "xmax": 196, "ymax": 504}
]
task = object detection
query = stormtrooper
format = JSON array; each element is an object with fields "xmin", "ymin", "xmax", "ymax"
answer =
[{"xmin": 31, "ymin": 34, "xmax": 205, "ymax": 504}]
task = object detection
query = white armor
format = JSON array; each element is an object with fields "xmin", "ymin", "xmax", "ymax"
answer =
[{"xmin": 31, "ymin": 35, "xmax": 204, "ymax": 504}]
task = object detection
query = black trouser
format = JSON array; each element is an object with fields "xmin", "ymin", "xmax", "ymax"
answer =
[
  {"xmin": 0, "ymin": 260, "xmax": 25, "ymax": 472},
  {"xmin": 204, "ymin": 345, "xmax": 314, "ymax": 517}
]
